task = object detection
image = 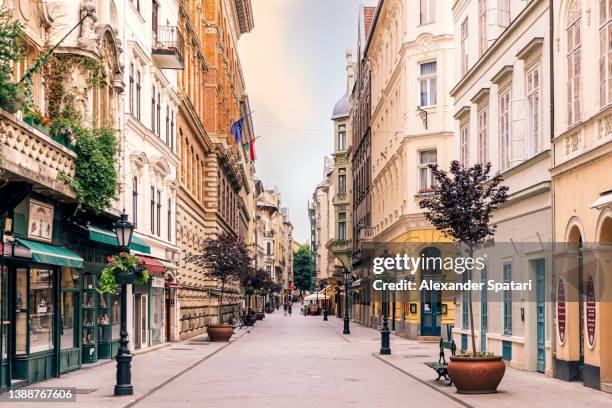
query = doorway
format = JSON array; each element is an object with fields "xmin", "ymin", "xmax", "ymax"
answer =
[
  {"xmin": 420, "ymin": 247, "xmax": 441, "ymax": 337},
  {"xmin": 533, "ymin": 259, "xmax": 545, "ymax": 373},
  {"xmin": 133, "ymin": 294, "xmax": 148, "ymax": 349}
]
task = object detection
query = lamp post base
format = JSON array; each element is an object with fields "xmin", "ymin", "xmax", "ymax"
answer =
[
  {"xmin": 323, "ymin": 308, "xmax": 328, "ymax": 321},
  {"xmin": 380, "ymin": 319, "xmax": 391, "ymax": 355},
  {"xmin": 114, "ymin": 384, "xmax": 134, "ymax": 396},
  {"xmin": 343, "ymin": 318, "xmax": 350, "ymax": 335}
]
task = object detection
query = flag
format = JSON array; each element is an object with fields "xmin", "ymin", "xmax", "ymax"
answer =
[
  {"xmin": 249, "ymin": 136, "xmax": 256, "ymax": 161},
  {"xmin": 230, "ymin": 117, "xmax": 245, "ymax": 144}
]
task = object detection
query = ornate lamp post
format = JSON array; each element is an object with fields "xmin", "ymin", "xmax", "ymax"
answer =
[
  {"xmin": 114, "ymin": 210, "xmax": 135, "ymax": 396},
  {"xmin": 343, "ymin": 269, "xmax": 351, "ymax": 335},
  {"xmin": 380, "ymin": 253, "xmax": 392, "ymax": 355},
  {"xmin": 322, "ymin": 281, "xmax": 328, "ymax": 321}
]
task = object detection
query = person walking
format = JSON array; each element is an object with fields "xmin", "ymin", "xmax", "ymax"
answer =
[
  {"xmin": 288, "ymin": 303, "xmax": 292, "ymax": 316},
  {"xmin": 283, "ymin": 301, "xmax": 288, "ymax": 316}
]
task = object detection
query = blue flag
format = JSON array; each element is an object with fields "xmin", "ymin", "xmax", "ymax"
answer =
[{"xmin": 230, "ymin": 117, "xmax": 245, "ymax": 144}]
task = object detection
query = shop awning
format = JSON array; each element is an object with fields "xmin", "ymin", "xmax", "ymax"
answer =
[
  {"xmin": 87, "ymin": 225, "xmax": 151, "ymax": 254},
  {"xmin": 138, "ymin": 255, "xmax": 165, "ymax": 273},
  {"xmin": 15, "ymin": 238, "xmax": 84, "ymax": 268},
  {"xmin": 159, "ymin": 259, "xmax": 178, "ymax": 270}
]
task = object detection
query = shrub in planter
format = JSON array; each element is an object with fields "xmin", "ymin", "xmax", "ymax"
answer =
[
  {"xmin": 185, "ymin": 232, "xmax": 253, "ymax": 342},
  {"xmin": 419, "ymin": 161, "xmax": 508, "ymax": 394}
]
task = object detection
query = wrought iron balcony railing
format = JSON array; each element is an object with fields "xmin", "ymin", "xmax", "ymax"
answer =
[{"xmin": 152, "ymin": 26, "xmax": 184, "ymax": 70}]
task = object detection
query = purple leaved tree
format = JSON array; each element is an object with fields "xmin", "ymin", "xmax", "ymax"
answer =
[
  {"xmin": 419, "ymin": 161, "xmax": 508, "ymax": 355},
  {"xmin": 184, "ymin": 232, "xmax": 253, "ymax": 325}
]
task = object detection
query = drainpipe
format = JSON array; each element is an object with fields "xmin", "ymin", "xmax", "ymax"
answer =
[{"xmin": 549, "ymin": 0, "xmax": 557, "ymax": 378}]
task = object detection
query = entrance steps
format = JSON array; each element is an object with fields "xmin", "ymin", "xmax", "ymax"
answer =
[
  {"xmin": 602, "ymin": 383, "xmax": 612, "ymax": 394},
  {"xmin": 417, "ymin": 336, "xmax": 441, "ymax": 342}
]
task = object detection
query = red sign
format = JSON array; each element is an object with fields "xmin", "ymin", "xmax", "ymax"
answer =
[
  {"xmin": 290, "ymin": 283, "xmax": 296, "ymax": 290},
  {"xmin": 558, "ymin": 279, "xmax": 566, "ymax": 344},
  {"xmin": 586, "ymin": 275, "xmax": 596, "ymax": 347}
]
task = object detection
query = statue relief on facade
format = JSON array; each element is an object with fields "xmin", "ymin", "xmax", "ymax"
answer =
[{"xmin": 78, "ymin": 0, "xmax": 99, "ymax": 51}]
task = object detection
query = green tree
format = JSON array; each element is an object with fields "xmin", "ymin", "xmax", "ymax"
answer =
[{"xmin": 293, "ymin": 244, "xmax": 314, "ymax": 292}]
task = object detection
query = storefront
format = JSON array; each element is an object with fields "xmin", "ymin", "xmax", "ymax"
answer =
[{"xmin": 132, "ymin": 255, "xmax": 166, "ymax": 350}]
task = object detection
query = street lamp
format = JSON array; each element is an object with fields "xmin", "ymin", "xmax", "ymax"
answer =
[
  {"xmin": 343, "ymin": 269, "xmax": 351, "ymax": 335},
  {"xmin": 380, "ymin": 252, "xmax": 392, "ymax": 355},
  {"xmin": 321, "ymin": 281, "xmax": 328, "ymax": 321},
  {"xmin": 114, "ymin": 210, "xmax": 135, "ymax": 396}
]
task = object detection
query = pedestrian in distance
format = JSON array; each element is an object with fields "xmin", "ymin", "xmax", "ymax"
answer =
[
  {"xmin": 288, "ymin": 303, "xmax": 292, "ymax": 316},
  {"xmin": 283, "ymin": 302, "xmax": 288, "ymax": 316}
]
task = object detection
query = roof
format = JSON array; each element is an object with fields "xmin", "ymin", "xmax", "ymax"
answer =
[
  {"xmin": 331, "ymin": 90, "xmax": 350, "ymax": 119},
  {"xmin": 364, "ymin": 6, "xmax": 376, "ymax": 40}
]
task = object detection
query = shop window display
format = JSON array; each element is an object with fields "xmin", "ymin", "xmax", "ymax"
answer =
[{"xmin": 29, "ymin": 268, "xmax": 54, "ymax": 353}]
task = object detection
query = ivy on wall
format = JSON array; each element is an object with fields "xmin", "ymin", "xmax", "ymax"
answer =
[{"xmin": 0, "ymin": 8, "xmax": 28, "ymax": 113}]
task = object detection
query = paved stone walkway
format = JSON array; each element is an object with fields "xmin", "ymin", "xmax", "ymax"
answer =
[{"xmin": 10, "ymin": 306, "xmax": 612, "ymax": 407}]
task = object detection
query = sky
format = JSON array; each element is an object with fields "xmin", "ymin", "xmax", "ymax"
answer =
[{"xmin": 239, "ymin": 0, "xmax": 362, "ymax": 244}]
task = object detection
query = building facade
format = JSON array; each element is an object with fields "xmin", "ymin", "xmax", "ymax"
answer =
[
  {"xmin": 451, "ymin": 0, "xmax": 554, "ymax": 375},
  {"xmin": 364, "ymin": 0, "xmax": 456, "ymax": 338},
  {"xmin": 551, "ymin": 0, "xmax": 612, "ymax": 393},
  {"xmin": 175, "ymin": 0, "xmax": 255, "ymax": 339}
]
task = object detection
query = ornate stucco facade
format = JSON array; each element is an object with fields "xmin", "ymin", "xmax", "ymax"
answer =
[
  {"xmin": 176, "ymin": 0, "xmax": 255, "ymax": 339},
  {"xmin": 364, "ymin": 0, "xmax": 456, "ymax": 339}
]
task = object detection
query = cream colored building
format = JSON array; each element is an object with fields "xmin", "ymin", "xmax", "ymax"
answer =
[
  {"xmin": 551, "ymin": 0, "xmax": 612, "ymax": 393},
  {"xmin": 366, "ymin": 0, "xmax": 455, "ymax": 338},
  {"xmin": 312, "ymin": 157, "xmax": 335, "ymax": 282},
  {"xmin": 451, "ymin": 0, "xmax": 553, "ymax": 375}
]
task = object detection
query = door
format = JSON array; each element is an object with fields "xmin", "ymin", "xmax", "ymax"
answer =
[
  {"xmin": 578, "ymin": 246, "xmax": 584, "ymax": 380},
  {"xmin": 133, "ymin": 294, "xmax": 148, "ymax": 349},
  {"xmin": 420, "ymin": 288, "xmax": 440, "ymax": 336},
  {"xmin": 165, "ymin": 297, "xmax": 171, "ymax": 341},
  {"xmin": 535, "ymin": 259, "xmax": 545, "ymax": 373}
]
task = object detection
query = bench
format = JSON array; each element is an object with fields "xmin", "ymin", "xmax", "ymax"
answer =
[{"xmin": 424, "ymin": 338, "xmax": 456, "ymax": 384}]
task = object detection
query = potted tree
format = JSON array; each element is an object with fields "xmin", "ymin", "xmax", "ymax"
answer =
[
  {"xmin": 419, "ymin": 161, "xmax": 508, "ymax": 394},
  {"xmin": 99, "ymin": 252, "xmax": 150, "ymax": 293},
  {"xmin": 185, "ymin": 232, "xmax": 252, "ymax": 342}
]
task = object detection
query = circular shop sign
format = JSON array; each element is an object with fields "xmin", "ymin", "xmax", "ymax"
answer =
[
  {"xmin": 557, "ymin": 279, "xmax": 566, "ymax": 345},
  {"xmin": 586, "ymin": 275, "xmax": 596, "ymax": 348}
]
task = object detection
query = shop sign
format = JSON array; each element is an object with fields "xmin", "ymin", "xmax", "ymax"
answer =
[
  {"xmin": 586, "ymin": 275, "xmax": 596, "ymax": 348},
  {"xmin": 558, "ymin": 279, "xmax": 566, "ymax": 344},
  {"xmin": 152, "ymin": 276, "xmax": 165, "ymax": 288},
  {"xmin": 28, "ymin": 199, "xmax": 54, "ymax": 242}
]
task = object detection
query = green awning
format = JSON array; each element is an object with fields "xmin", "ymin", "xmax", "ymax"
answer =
[
  {"xmin": 87, "ymin": 225, "xmax": 151, "ymax": 254},
  {"xmin": 15, "ymin": 238, "xmax": 84, "ymax": 268}
]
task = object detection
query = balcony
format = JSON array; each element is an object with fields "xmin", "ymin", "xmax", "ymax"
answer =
[
  {"xmin": 0, "ymin": 109, "xmax": 76, "ymax": 199},
  {"xmin": 358, "ymin": 227, "xmax": 375, "ymax": 242},
  {"xmin": 152, "ymin": 26, "xmax": 184, "ymax": 70}
]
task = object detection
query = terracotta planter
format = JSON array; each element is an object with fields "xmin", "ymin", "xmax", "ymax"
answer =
[
  {"xmin": 448, "ymin": 355, "xmax": 506, "ymax": 394},
  {"xmin": 206, "ymin": 325, "xmax": 234, "ymax": 342}
]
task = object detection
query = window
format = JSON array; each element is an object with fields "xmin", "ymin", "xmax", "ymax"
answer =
[
  {"xmin": 167, "ymin": 198, "xmax": 172, "ymax": 241},
  {"xmin": 420, "ymin": 0, "xmax": 435, "ymax": 25},
  {"xmin": 132, "ymin": 176, "xmax": 138, "ymax": 227},
  {"xmin": 165, "ymin": 105, "xmax": 170, "ymax": 144},
  {"xmin": 152, "ymin": 0, "xmax": 159, "ymax": 36},
  {"xmin": 338, "ymin": 168, "xmax": 346, "ymax": 194},
  {"xmin": 136, "ymin": 71, "xmax": 142, "ymax": 120},
  {"xmin": 419, "ymin": 61, "xmax": 437, "ymax": 106},
  {"xmin": 151, "ymin": 86, "xmax": 156, "ymax": 132},
  {"xmin": 156, "ymin": 190, "xmax": 161, "ymax": 236},
  {"xmin": 499, "ymin": 88, "xmax": 511, "ymax": 171},
  {"xmin": 478, "ymin": 107, "xmax": 488, "ymax": 163},
  {"xmin": 567, "ymin": 19, "xmax": 582, "ymax": 126},
  {"xmin": 479, "ymin": 0, "xmax": 488, "ymax": 55},
  {"xmin": 503, "ymin": 262, "xmax": 512, "ymax": 335},
  {"xmin": 338, "ymin": 124, "xmax": 346, "ymax": 151},
  {"xmin": 156, "ymin": 93, "xmax": 161, "ymax": 137},
  {"xmin": 418, "ymin": 150, "xmax": 437, "ymax": 192},
  {"xmin": 150, "ymin": 186, "xmax": 155, "ymax": 234},
  {"xmin": 29, "ymin": 268, "xmax": 54, "ymax": 353},
  {"xmin": 338, "ymin": 212, "xmax": 346, "ymax": 240},
  {"xmin": 526, "ymin": 64, "xmax": 541, "ymax": 157},
  {"xmin": 129, "ymin": 63, "xmax": 134, "ymax": 115},
  {"xmin": 461, "ymin": 18, "xmax": 469, "ymax": 76},
  {"xmin": 499, "ymin": 0, "xmax": 510, "ymax": 28},
  {"xmin": 170, "ymin": 111, "xmax": 175, "ymax": 151},
  {"xmin": 460, "ymin": 123, "xmax": 470, "ymax": 166},
  {"xmin": 600, "ymin": 1, "xmax": 612, "ymax": 106},
  {"xmin": 266, "ymin": 241, "xmax": 272, "ymax": 255}
]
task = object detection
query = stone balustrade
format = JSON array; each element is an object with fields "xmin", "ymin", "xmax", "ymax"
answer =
[{"xmin": 0, "ymin": 109, "xmax": 76, "ymax": 198}]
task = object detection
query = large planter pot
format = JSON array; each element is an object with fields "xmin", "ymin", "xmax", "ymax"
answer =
[
  {"xmin": 448, "ymin": 356, "xmax": 506, "ymax": 394},
  {"xmin": 206, "ymin": 325, "xmax": 234, "ymax": 342},
  {"xmin": 115, "ymin": 271, "xmax": 138, "ymax": 285}
]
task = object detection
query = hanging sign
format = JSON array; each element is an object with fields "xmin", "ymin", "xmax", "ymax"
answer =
[
  {"xmin": 558, "ymin": 278, "xmax": 566, "ymax": 344},
  {"xmin": 28, "ymin": 200, "xmax": 54, "ymax": 242},
  {"xmin": 586, "ymin": 275, "xmax": 596, "ymax": 348}
]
